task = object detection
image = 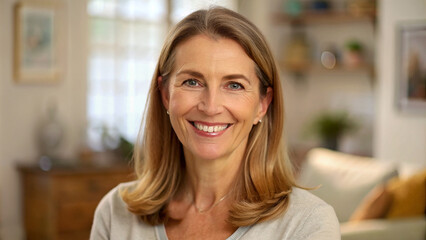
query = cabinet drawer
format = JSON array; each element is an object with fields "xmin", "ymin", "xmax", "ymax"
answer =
[
  {"xmin": 57, "ymin": 232, "xmax": 91, "ymax": 240},
  {"xmin": 53, "ymin": 172, "xmax": 132, "ymax": 202},
  {"xmin": 19, "ymin": 165, "xmax": 134, "ymax": 240},
  {"xmin": 57, "ymin": 201, "xmax": 99, "ymax": 233}
]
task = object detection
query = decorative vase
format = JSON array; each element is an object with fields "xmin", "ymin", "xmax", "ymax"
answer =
[
  {"xmin": 37, "ymin": 102, "xmax": 64, "ymax": 162},
  {"xmin": 343, "ymin": 50, "xmax": 363, "ymax": 68},
  {"xmin": 283, "ymin": 32, "xmax": 311, "ymax": 72}
]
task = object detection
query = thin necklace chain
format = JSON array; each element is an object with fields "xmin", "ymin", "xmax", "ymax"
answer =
[{"xmin": 192, "ymin": 192, "xmax": 231, "ymax": 213}]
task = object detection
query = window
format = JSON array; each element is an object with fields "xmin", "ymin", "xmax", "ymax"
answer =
[{"xmin": 87, "ymin": 0, "xmax": 237, "ymax": 150}]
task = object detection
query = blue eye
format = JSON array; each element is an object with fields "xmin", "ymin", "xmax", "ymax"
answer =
[
  {"xmin": 183, "ymin": 79, "xmax": 200, "ymax": 87},
  {"xmin": 228, "ymin": 82, "xmax": 243, "ymax": 90}
]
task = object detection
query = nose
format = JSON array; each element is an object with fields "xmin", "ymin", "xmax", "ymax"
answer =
[{"xmin": 197, "ymin": 87, "xmax": 224, "ymax": 116}]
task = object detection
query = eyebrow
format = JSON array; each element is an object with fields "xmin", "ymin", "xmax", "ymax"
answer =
[
  {"xmin": 176, "ymin": 70, "xmax": 205, "ymax": 79},
  {"xmin": 176, "ymin": 70, "xmax": 251, "ymax": 84}
]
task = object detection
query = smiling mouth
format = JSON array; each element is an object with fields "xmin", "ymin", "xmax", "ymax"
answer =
[{"xmin": 190, "ymin": 121, "xmax": 231, "ymax": 133}]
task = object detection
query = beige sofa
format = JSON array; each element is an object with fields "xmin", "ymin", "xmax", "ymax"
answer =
[{"xmin": 298, "ymin": 148, "xmax": 426, "ymax": 240}]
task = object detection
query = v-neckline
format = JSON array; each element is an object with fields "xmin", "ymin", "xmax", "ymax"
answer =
[{"xmin": 154, "ymin": 224, "xmax": 251, "ymax": 240}]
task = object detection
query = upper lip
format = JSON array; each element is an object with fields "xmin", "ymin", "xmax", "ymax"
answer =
[{"xmin": 189, "ymin": 120, "xmax": 231, "ymax": 126}]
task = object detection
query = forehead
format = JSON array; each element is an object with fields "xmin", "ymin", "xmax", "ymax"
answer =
[{"xmin": 173, "ymin": 34, "xmax": 255, "ymax": 73}]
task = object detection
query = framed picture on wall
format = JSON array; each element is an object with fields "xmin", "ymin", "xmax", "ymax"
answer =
[
  {"xmin": 13, "ymin": 1, "xmax": 63, "ymax": 83},
  {"xmin": 395, "ymin": 21, "xmax": 426, "ymax": 113}
]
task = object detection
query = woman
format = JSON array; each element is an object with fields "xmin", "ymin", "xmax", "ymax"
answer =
[{"xmin": 91, "ymin": 7, "xmax": 339, "ymax": 240}]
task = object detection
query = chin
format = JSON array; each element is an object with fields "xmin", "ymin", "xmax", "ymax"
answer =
[
  {"xmin": 196, "ymin": 151, "xmax": 225, "ymax": 161},
  {"xmin": 189, "ymin": 146, "xmax": 228, "ymax": 161}
]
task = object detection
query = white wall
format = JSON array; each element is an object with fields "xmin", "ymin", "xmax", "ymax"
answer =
[
  {"xmin": 0, "ymin": 0, "xmax": 88, "ymax": 239},
  {"xmin": 0, "ymin": 0, "xmax": 5, "ymax": 237},
  {"xmin": 374, "ymin": 0, "xmax": 426, "ymax": 165},
  {"xmin": 239, "ymin": 0, "xmax": 271, "ymax": 36}
]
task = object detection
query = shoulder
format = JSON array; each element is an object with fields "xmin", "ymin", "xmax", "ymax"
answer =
[
  {"xmin": 101, "ymin": 181, "xmax": 137, "ymax": 208},
  {"xmin": 243, "ymin": 188, "xmax": 340, "ymax": 240},
  {"xmin": 290, "ymin": 187, "xmax": 333, "ymax": 210},
  {"xmin": 90, "ymin": 181, "xmax": 157, "ymax": 240},
  {"xmin": 94, "ymin": 181, "xmax": 137, "ymax": 219},
  {"xmin": 288, "ymin": 188, "xmax": 339, "ymax": 226}
]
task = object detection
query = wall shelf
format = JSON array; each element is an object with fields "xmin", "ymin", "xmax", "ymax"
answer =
[
  {"xmin": 279, "ymin": 61, "xmax": 375, "ymax": 86},
  {"xmin": 280, "ymin": 63, "xmax": 374, "ymax": 75},
  {"xmin": 273, "ymin": 11, "xmax": 375, "ymax": 25},
  {"xmin": 274, "ymin": 8, "xmax": 376, "ymax": 80}
]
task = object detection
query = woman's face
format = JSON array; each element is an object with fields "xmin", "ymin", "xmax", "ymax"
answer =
[{"xmin": 160, "ymin": 34, "xmax": 271, "ymax": 162}]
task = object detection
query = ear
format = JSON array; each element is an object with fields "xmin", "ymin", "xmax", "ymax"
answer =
[
  {"xmin": 158, "ymin": 76, "xmax": 169, "ymax": 110},
  {"xmin": 254, "ymin": 87, "xmax": 273, "ymax": 125}
]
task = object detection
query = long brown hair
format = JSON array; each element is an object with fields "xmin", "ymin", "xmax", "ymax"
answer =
[{"xmin": 121, "ymin": 6, "xmax": 296, "ymax": 226}]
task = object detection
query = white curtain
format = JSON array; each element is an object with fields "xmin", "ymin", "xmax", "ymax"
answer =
[{"xmin": 86, "ymin": 0, "xmax": 237, "ymax": 150}]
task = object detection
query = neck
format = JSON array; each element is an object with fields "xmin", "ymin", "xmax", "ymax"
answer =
[
  {"xmin": 190, "ymin": 190, "xmax": 231, "ymax": 213},
  {"xmin": 182, "ymin": 148, "xmax": 244, "ymax": 213}
]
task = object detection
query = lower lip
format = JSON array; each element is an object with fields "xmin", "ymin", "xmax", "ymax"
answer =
[{"xmin": 191, "ymin": 124, "xmax": 229, "ymax": 137}]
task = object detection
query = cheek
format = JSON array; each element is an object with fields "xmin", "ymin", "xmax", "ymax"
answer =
[
  {"xmin": 225, "ymin": 94, "xmax": 260, "ymax": 121},
  {"xmin": 169, "ymin": 90, "xmax": 197, "ymax": 114}
]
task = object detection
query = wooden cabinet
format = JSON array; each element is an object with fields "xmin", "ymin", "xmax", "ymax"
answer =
[{"xmin": 19, "ymin": 165, "xmax": 134, "ymax": 240}]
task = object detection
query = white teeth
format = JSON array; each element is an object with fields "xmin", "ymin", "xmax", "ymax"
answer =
[{"xmin": 194, "ymin": 122, "xmax": 228, "ymax": 133}]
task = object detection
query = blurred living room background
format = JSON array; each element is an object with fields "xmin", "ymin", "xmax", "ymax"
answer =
[{"xmin": 0, "ymin": 0, "xmax": 425, "ymax": 239}]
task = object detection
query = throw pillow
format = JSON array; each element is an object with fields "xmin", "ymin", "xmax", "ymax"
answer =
[
  {"xmin": 386, "ymin": 169, "xmax": 426, "ymax": 219},
  {"xmin": 349, "ymin": 184, "xmax": 393, "ymax": 222},
  {"xmin": 298, "ymin": 148, "xmax": 398, "ymax": 222}
]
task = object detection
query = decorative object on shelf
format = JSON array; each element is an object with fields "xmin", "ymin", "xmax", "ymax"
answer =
[
  {"xmin": 82, "ymin": 123, "xmax": 134, "ymax": 166},
  {"xmin": 100, "ymin": 125, "xmax": 134, "ymax": 162},
  {"xmin": 38, "ymin": 155, "xmax": 53, "ymax": 171},
  {"xmin": 343, "ymin": 39, "xmax": 364, "ymax": 68},
  {"xmin": 274, "ymin": 0, "xmax": 375, "ymax": 26},
  {"xmin": 310, "ymin": 0, "xmax": 331, "ymax": 12},
  {"xmin": 37, "ymin": 99, "xmax": 64, "ymax": 166},
  {"xmin": 395, "ymin": 21, "xmax": 426, "ymax": 113},
  {"xmin": 347, "ymin": 0, "xmax": 376, "ymax": 17},
  {"xmin": 13, "ymin": 1, "xmax": 63, "ymax": 83},
  {"xmin": 305, "ymin": 110, "xmax": 357, "ymax": 150},
  {"xmin": 320, "ymin": 44, "xmax": 340, "ymax": 69},
  {"xmin": 282, "ymin": 31, "xmax": 311, "ymax": 73},
  {"xmin": 283, "ymin": 0, "xmax": 303, "ymax": 17},
  {"xmin": 320, "ymin": 51, "xmax": 336, "ymax": 69},
  {"xmin": 117, "ymin": 136, "xmax": 134, "ymax": 161},
  {"xmin": 101, "ymin": 125, "xmax": 121, "ymax": 151}
]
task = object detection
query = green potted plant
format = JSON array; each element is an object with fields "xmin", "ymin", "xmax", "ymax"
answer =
[
  {"xmin": 344, "ymin": 40, "xmax": 364, "ymax": 68},
  {"xmin": 306, "ymin": 111, "xmax": 357, "ymax": 150}
]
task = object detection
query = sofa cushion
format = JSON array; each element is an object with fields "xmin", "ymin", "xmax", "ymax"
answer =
[
  {"xmin": 386, "ymin": 168, "xmax": 426, "ymax": 219},
  {"xmin": 298, "ymin": 148, "xmax": 398, "ymax": 222},
  {"xmin": 341, "ymin": 217, "xmax": 426, "ymax": 240},
  {"xmin": 349, "ymin": 184, "xmax": 392, "ymax": 221}
]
